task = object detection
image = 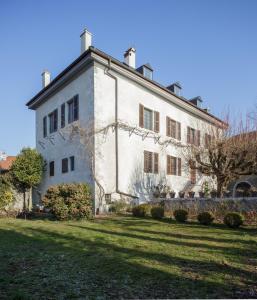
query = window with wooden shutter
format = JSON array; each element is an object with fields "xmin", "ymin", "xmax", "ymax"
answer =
[
  {"xmin": 49, "ymin": 109, "xmax": 58, "ymax": 134},
  {"xmin": 154, "ymin": 111, "xmax": 160, "ymax": 133},
  {"xmin": 170, "ymin": 119, "xmax": 176, "ymax": 138},
  {"xmin": 154, "ymin": 153, "xmax": 159, "ymax": 173},
  {"xmin": 139, "ymin": 104, "xmax": 144, "ymax": 128},
  {"xmin": 167, "ymin": 117, "xmax": 180, "ymax": 140},
  {"xmin": 68, "ymin": 95, "xmax": 79, "ymax": 124},
  {"xmin": 178, "ymin": 158, "xmax": 182, "ymax": 176},
  {"xmin": 171, "ymin": 156, "xmax": 177, "ymax": 175}
]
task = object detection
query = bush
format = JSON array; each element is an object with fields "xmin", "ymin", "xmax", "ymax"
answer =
[
  {"xmin": 151, "ymin": 206, "xmax": 164, "ymax": 219},
  {"xmin": 132, "ymin": 204, "xmax": 150, "ymax": 217},
  {"xmin": 0, "ymin": 174, "xmax": 14, "ymax": 211},
  {"xmin": 197, "ymin": 212, "xmax": 214, "ymax": 225},
  {"xmin": 42, "ymin": 183, "xmax": 93, "ymax": 220},
  {"xmin": 108, "ymin": 200, "xmax": 129, "ymax": 213},
  {"xmin": 224, "ymin": 212, "xmax": 244, "ymax": 228},
  {"xmin": 174, "ymin": 209, "xmax": 188, "ymax": 222}
]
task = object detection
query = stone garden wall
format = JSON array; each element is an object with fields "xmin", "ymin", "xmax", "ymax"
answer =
[{"xmin": 159, "ymin": 198, "xmax": 257, "ymax": 224}]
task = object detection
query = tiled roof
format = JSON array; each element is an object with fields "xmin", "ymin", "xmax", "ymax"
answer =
[{"xmin": 0, "ymin": 156, "xmax": 16, "ymax": 171}]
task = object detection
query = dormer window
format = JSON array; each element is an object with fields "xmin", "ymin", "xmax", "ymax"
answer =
[
  {"xmin": 189, "ymin": 96, "xmax": 203, "ymax": 108},
  {"xmin": 136, "ymin": 63, "xmax": 153, "ymax": 80},
  {"xmin": 143, "ymin": 66, "xmax": 153, "ymax": 80},
  {"xmin": 174, "ymin": 85, "xmax": 181, "ymax": 96},
  {"xmin": 167, "ymin": 82, "xmax": 182, "ymax": 96}
]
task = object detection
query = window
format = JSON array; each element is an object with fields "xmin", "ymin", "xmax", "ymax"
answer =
[
  {"xmin": 143, "ymin": 67, "xmax": 153, "ymax": 80},
  {"xmin": 68, "ymin": 95, "xmax": 79, "ymax": 123},
  {"xmin": 49, "ymin": 109, "xmax": 58, "ymax": 134},
  {"xmin": 187, "ymin": 126, "xmax": 200, "ymax": 146},
  {"xmin": 62, "ymin": 158, "xmax": 68, "ymax": 173},
  {"xmin": 49, "ymin": 161, "xmax": 54, "ymax": 177},
  {"xmin": 105, "ymin": 194, "xmax": 112, "ymax": 204},
  {"xmin": 139, "ymin": 104, "xmax": 160, "ymax": 132},
  {"xmin": 166, "ymin": 117, "xmax": 181, "ymax": 140},
  {"xmin": 144, "ymin": 108, "xmax": 153, "ymax": 130},
  {"xmin": 70, "ymin": 156, "xmax": 75, "ymax": 171},
  {"xmin": 61, "ymin": 103, "xmax": 65, "ymax": 128},
  {"xmin": 144, "ymin": 151, "xmax": 158, "ymax": 174},
  {"xmin": 43, "ymin": 116, "xmax": 47, "ymax": 137},
  {"xmin": 174, "ymin": 85, "xmax": 181, "ymax": 96},
  {"xmin": 167, "ymin": 156, "xmax": 182, "ymax": 176}
]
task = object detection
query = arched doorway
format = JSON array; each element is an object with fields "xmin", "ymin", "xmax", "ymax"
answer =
[{"xmin": 234, "ymin": 182, "xmax": 251, "ymax": 197}]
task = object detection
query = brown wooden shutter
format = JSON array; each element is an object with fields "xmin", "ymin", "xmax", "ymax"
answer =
[
  {"xmin": 178, "ymin": 158, "xmax": 181, "ymax": 176},
  {"xmin": 154, "ymin": 153, "xmax": 159, "ymax": 173},
  {"xmin": 166, "ymin": 117, "xmax": 169, "ymax": 136},
  {"xmin": 149, "ymin": 152, "xmax": 153, "ymax": 173},
  {"xmin": 167, "ymin": 155, "xmax": 170, "ymax": 174},
  {"xmin": 187, "ymin": 127, "xmax": 191, "ymax": 143},
  {"xmin": 177, "ymin": 122, "xmax": 181, "ymax": 140},
  {"xmin": 144, "ymin": 151, "xmax": 148, "ymax": 172},
  {"xmin": 139, "ymin": 104, "xmax": 144, "ymax": 128},
  {"xmin": 190, "ymin": 161, "xmax": 196, "ymax": 184},
  {"xmin": 154, "ymin": 111, "xmax": 160, "ymax": 133},
  {"xmin": 197, "ymin": 130, "xmax": 201, "ymax": 146}
]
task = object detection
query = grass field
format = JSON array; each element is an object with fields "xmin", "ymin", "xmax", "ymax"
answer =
[{"xmin": 0, "ymin": 216, "xmax": 256, "ymax": 299}]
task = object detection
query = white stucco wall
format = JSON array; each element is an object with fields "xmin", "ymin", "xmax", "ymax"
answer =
[
  {"xmin": 93, "ymin": 62, "xmax": 215, "ymax": 205},
  {"xmin": 35, "ymin": 66, "xmax": 95, "ymax": 203},
  {"xmin": 33, "ymin": 55, "xmax": 217, "ymax": 212}
]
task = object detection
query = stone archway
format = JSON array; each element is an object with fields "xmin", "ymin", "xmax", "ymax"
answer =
[{"xmin": 234, "ymin": 181, "xmax": 252, "ymax": 197}]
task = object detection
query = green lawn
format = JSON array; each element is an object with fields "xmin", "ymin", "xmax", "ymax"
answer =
[{"xmin": 0, "ymin": 216, "xmax": 256, "ymax": 299}]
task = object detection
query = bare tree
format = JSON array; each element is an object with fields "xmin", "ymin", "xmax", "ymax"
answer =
[{"xmin": 182, "ymin": 113, "xmax": 257, "ymax": 197}]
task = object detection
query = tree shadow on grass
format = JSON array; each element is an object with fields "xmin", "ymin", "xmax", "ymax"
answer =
[
  {"xmin": 68, "ymin": 224, "xmax": 257, "ymax": 262},
  {"xmin": 108, "ymin": 215, "xmax": 257, "ymax": 235},
  {"xmin": 129, "ymin": 227, "xmax": 257, "ymax": 248},
  {"xmin": 1, "ymin": 224, "xmax": 256, "ymax": 299}
]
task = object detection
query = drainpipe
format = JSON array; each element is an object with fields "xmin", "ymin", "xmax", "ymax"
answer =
[{"xmin": 105, "ymin": 59, "xmax": 138, "ymax": 199}]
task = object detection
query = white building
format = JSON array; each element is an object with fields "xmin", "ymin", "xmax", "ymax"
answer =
[{"xmin": 26, "ymin": 29, "xmax": 224, "ymax": 213}]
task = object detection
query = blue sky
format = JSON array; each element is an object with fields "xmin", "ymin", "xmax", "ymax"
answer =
[{"xmin": 1, "ymin": 0, "xmax": 257, "ymax": 155}]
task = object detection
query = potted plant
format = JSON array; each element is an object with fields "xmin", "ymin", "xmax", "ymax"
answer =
[
  {"xmin": 210, "ymin": 189, "xmax": 217, "ymax": 198},
  {"xmin": 198, "ymin": 190, "xmax": 205, "ymax": 198},
  {"xmin": 188, "ymin": 190, "xmax": 195, "ymax": 198},
  {"xmin": 223, "ymin": 189, "xmax": 230, "ymax": 198},
  {"xmin": 169, "ymin": 188, "xmax": 176, "ymax": 198},
  {"xmin": 201, "ymin": 181, "xmax": 210, "ymax": 197},
  {"xmin": 152, "ymin": 185, "xmax": 160, "ymax": 198},
  {"xmin": 179, "ymin": 191, "xmax": 185, "ymax": 198},
  {"xmin": 250, "ymin": 186, "xmax": 257, "ymax": 197},
  {"xmin": 160, "ymin": 185, "xmax": 168, "ymax": 198}
]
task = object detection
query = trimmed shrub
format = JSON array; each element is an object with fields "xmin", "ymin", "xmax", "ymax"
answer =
[
  {"xmin": 108, "ymin": 200, "xmax": 129, "ymax": 214},
  {"xmin": 174, "ymin": 209, "xmax": 188, "ymax": 222},
  {"xmin": 151, "ymin": 206, "xmax": 164, "ymax": 219},
  {"xmin": 197, "ymin": 212, "xmax": 214, "ymax": 225},
  {"xmin": 42, "ymin": 183, "xmax": 93, "ymax": 220},
  {"xmin": 132, "ymin": 204, "xmax": 150, "ymax": 217},
  {"xmin": 224, "ymin": 212, "xmax": 244, "ymax": 228}
]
